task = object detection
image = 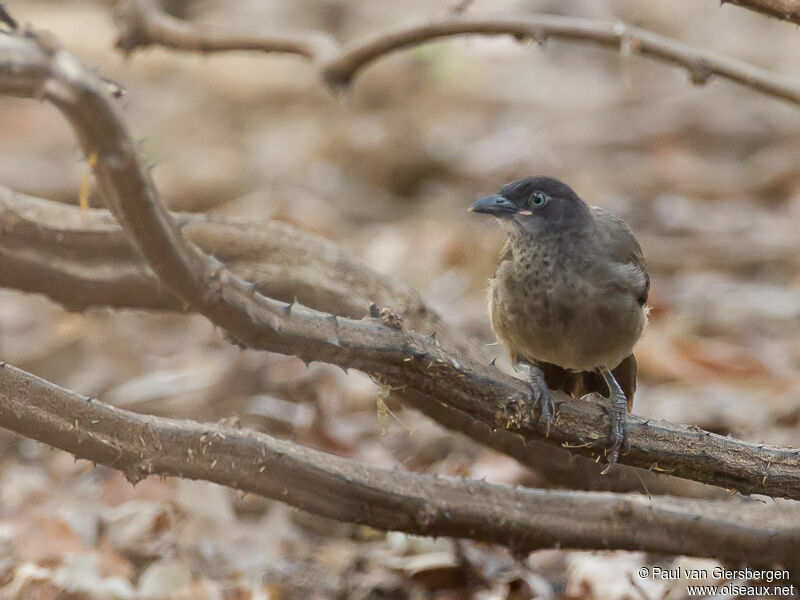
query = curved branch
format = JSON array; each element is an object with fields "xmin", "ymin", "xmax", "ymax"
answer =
[
  {"xmin": 0, "ymin": 187, "xmax": 723, "ymax": 499},
  {"xmin": 113, "ymin": 0, "xmax": 338, "ymax": 61},
  {"xmin": 721, "ymin": 0, "xmax": 800, "ymax": 26},
  {"xmin": 113, "ymin": 0, "xmax": 800, "ymax": 107},
  {"xmin": 3, "ymin": 28, "xmax": 800, "ymax": 500},
  {"xmin": 320, "ymin": 16, "xmax": 800, "ymax": 105},
  {"xmin": 1, "ymin": 361, "xmax": 798, "ymax": 566},
  {"xmin": 0, "ymin": 186, "xmax": 432, "ymax": 322}
]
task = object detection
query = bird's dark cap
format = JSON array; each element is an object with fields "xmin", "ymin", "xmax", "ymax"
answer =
[
  {"xmin": 470, "ymin": 176, "xmax": 586, "ymax": 221},
  {"xmin": 499, "ymin": 176, "xmax": 578, "ymax": 201}
]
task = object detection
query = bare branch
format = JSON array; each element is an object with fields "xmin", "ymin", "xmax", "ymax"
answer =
[
  {"xmin": 3, "ymin": 28, "xmax": 800, "ymax": 500},
  {"xmin": 1, "ymin": 361, "xmax": 798, "ymax": 566},
  {"xmin": 112, "ymin": 0, "xmax": 800, "ymax": 107},
  {"xmin": 721, "ymin": 0, "xmax": 800, "ymax": 26},
  {"xmin": 0, "ymin": 187, "xmax": 724, "ymax": 499},
  {"xmin": 113, "ymin": 0, "xmax": 338, "ymax": 61},
  {"xmin": 0, "ymin": 3, "xmax": 18, "ymax": 30},
  {"xmin": 0, "ymin": 186, "xmax": 432, "ymax": 324},
  {"xmin": 320, "ymin": 16, "xmax": 800, "ymax": 105}
]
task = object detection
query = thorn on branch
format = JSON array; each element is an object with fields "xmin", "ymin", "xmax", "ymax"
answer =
[
  {"xmin": 0, "ymin": 3, "xmax": 18, "ymax": 30},
  {"xmin": 689, "ymin": 62, "xmax": 713, "ymax": 86},
  {"xmin": 124, "ymin": 465, "xmax": 147, "ymax": 485},
  {"xmin": 100, "ymin": 74, "xmax": 127, "ymax": 98},
  {"xmin": 112, "ymin": 0, "xmax": 150, "ymax": 54},
  {"xmin": 415, "ymin": 502, "xmax": 439, "ymax": 531},
  {"xmin": 449, "ymin": 0, "xmax": 474, "ymax": 15},
  {"xmin": 378, "ymin": 307, "xmax": 403, "ymax": 329}
]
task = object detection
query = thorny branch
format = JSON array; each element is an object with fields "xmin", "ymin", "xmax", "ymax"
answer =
[
  {"xmin": 3, "ymin": 26, "xmax": 800, "ymax": 502},
  {"xmin": 1, "ymin": 362, "xmax": 799, "ymax": 567},
  {"xmin": 0, "ymin": 186, "xmax": 721, "ymax": 499},
  {"xmin": 113, "ymin": 0, "xmax": 800, "ymax": 106},
  {"xmin": 0, "ymin": 186, "xmax": 436, "ymax": 329},
  {"xmin": 4, "ymin": 19, "xmax": 800, "ymax": 503}
]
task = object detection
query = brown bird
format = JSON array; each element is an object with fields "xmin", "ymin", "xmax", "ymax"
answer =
[{"xmin": 470, "ymin": 176, "xmax": 649, "ymax": 470}]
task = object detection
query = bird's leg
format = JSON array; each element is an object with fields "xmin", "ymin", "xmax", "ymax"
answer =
[
  {"xmin": 513, "ymin": 360, "xmax": 555, "ymax": 435},
  {"xmin": 598, "ymin": 366, "xmax": 628, "ymax": 474}
]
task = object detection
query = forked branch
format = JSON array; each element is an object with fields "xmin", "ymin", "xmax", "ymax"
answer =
[
  {"xmin": 113, "ymin": 0, "xmax": 800, "ymax": 106},
  {"xmin": 2, "ymin": 26, "xmax": 800, "ymax": 500},
  {"xmin": 0, "ymin": 186, "xmax": 721, "ymax": 498}
]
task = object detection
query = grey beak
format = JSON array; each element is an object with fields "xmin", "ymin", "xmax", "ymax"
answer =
[{"xmin": 469, "ymin": 194, "xmax": 517, "ymax": 216}]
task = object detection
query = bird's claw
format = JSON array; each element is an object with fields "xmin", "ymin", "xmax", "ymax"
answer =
[
  {"xmin": 590, "ymin": 367, "xmax": 630, "ymax": 474},
  {"xmin": 599, "ymin": 396, "xmax": 629, "ymax": 474},
  {"xmin": 505, "ymin": 362, "xmax": 555, "ymax": 434},
  {"xmin": 503, "ymin": 376, "xmax": 554, "ymax": 434},
  {"xmin": 527, "ymin": 377, "xmax": 554, "ymax": 435},
  {"xmin": 601, "ymin": 410, "xmax": 626, "ymax": 474}
]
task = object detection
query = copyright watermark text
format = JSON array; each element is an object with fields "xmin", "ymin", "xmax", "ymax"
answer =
[{"xmin": 637, "ymin": 566, "xmax": 795, "ymax": 597}]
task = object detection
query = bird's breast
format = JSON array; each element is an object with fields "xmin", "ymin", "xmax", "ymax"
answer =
[{"xmin": 489, "ymin": 247, "xmax": 645, "ymax": 371}]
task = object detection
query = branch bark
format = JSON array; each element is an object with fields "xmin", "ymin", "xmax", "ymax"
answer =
[
  {"xmin": 113, "ymin": 0, "xmax": 338, "ymax": 60},
  {"xmin": 0, "ymin": 186, "xmax": 432, "ymax": 324},
  {"xmin": 721, "ymin": 0, "xmax": 800, "ymax": 26},
  {"xmin": 1, "ymin": 361, "xmax": 798, "ymax": 567},
  {"xmin": 320, "ymin": 17, "xmax": 800, "ymax": 107},
  {"xmin": 0, "ymin": 186, "xmax": 722, "ymax": 499},
  {"xmin": 3, "ymin": 27, "xmax": 800, "ymax": 500},
  {"xmin": 112, "ymin": 0, "xmax": 800, "ymax": 107}
]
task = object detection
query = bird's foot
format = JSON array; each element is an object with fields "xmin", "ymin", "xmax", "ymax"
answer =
[
  {"xmin": 581, "ymin": 391, "xmax": 628, "ymax": 473},
  {"xmin": 596, "ymin": 367, "xmax": 630, "ymax": 474},
  {"xmin": 601, "ymin": 402, "xmax": 627, "ymax": 474},
  {"xmin": 527, "ymin": 375, "xmax": 555, "ymax": 435},
  {"xmin": 506, "ymin": 361, "xmax": 554, "ymax": 435}
]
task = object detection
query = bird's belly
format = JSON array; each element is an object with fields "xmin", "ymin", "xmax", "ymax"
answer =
[{"xmin": 490, "ymin": 279, "xmax": 645, "ymax": 371}]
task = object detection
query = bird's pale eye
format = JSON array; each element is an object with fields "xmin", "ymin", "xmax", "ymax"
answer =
[{"xmin": 529, "ymin": 191, "xmax": 549, "ymax": 208}]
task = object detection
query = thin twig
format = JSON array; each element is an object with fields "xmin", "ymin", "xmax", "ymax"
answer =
[
  {"xmin": 320, "ymin": 16, "xmax": 800, "ymax": 105},
  {"xmin": 113, "ymin": 0, "xmax": 338, "ymax": 61},
  {"xmin": 112, "ymin": 0, "xmax": 800, "ymax": 106},
  {"xmin": 0, "ymin": 3, "xmax": 18, "ymax": 30},
  {"xmin": 1, "ymin": 361, "xmax": 798, "ymax": 567},
  {"xmin": 720, "ymin": 0, "xmax": 800, "ymax": 26}
]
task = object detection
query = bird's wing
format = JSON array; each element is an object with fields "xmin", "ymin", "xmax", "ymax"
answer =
[{"xmin": 591, "ymin": 206, "xmax": 650, "ymax": 305}]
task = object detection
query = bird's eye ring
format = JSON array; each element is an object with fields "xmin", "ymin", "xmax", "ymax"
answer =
[{"xmin": 530, "ymin": 191, "xmax": 548, "ymax": 208}]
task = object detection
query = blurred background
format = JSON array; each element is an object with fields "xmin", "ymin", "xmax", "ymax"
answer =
[{"xmin": 1, "ymin": 0, "xmax": 800, "ymax": 598}]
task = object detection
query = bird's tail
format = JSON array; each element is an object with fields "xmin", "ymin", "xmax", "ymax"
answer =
[{"xmin": 537, "ymin": 354, "xmax": 637, "ymax": 412}]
